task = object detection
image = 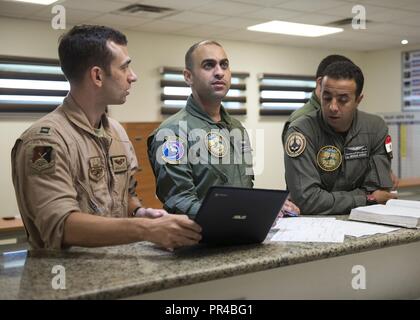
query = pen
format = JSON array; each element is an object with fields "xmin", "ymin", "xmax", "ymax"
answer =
[{"xmin": 282, "ymin": 210, "xmax": 299, "ymax": 217}]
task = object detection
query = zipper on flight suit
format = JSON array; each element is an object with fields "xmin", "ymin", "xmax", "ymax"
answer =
[
  {"xmin": 75, "ymin": 179, "xmax": 101, "ymax": 214},
  {"xmin": 96, "ymin": 135, "xmax": 115, "ymax": 212}
]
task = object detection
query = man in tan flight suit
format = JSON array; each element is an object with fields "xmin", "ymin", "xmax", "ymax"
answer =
[{"xmin": 11, "ymin": 25, "xmax": 201, "ymax": 250}]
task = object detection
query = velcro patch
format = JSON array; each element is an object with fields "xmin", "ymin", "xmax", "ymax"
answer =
[
  {"xmin": 29, "ymin": 145, "xmax": 55, "ymax": 173},
  {"xmin": 285, "ymin": 132, "xmax": 306, "ymax": 157},
  {"xmin": 317, "ymin": 145, "xmax": 342, "ymax": 172},
  {"xmin": 111, "ymin": 155, "xmax": 128, "ymax": 173},
  {"xmin": 38, "ymin": 127, "xmax": 51, "ymax": 135},
  {"xmin": 344, "ymin": 145, "xmax": 368, "ymax": 160},
  {"xmin": 161, "ymin": 136, "xmax": 186, "ymax": 164},
  {"xmin": 206, "ymin": 132, "xmax": 229, "ymax": 158},
  {"xmin": 89, "ymin": 157, "xmax": 105, "ymax": 181},
  {"xmin": 385, "ymin": 135, "xmax": 393, "ymax": 159}
]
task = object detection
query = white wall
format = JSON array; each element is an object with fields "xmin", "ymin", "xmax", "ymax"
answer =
[
  {"xmin": 362, "ymin": 44, "xmax": 420, "ymax": 114},
  {"xmin": 4, "ymin": 16, "xmax": 402, "ymax": 218}
]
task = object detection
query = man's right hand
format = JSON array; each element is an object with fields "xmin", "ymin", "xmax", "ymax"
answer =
[
  {"xmin": 371, "ymin": 189, "xmax": 398, "ymax": 204},
  {"xmin": 142, "ymin": 214, "xmax": 202, "ymax": 250}
]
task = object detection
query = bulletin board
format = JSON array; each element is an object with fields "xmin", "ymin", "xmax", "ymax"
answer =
[{"xmin": 402, "ymin": 50, "xmax": 420, "ymax": 111}]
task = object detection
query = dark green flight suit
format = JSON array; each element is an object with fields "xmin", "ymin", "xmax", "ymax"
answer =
[
  {"xmin": 282, "ymin": 91, "xmax": 320, "ymax": 144},
  {"xmin": 147, "ymin": 95, "xmax": 254, "ymax": 217},
  {"xmin": 284, "ymin": 108, "xmax": 393, "ymax": 215}
]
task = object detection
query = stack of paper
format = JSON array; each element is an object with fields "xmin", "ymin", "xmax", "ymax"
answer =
[{"xmin": 270, "ymin": 217, "xmax": 399, "ymax": 243}]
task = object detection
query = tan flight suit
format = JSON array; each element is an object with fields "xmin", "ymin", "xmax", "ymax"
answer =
[{"xmin": 11, "ymin": 95, "xmax": 138, "ymax": 249}]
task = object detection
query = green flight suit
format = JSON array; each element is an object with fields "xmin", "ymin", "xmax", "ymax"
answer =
[
  {"xmin": 284, "ymin": 108, "xmax": 393, "ymax": 215},
  {"xmin": 282, "ymin": 91, "xmax": 320, "ymax": 144},
  {"xmin": 147, "ymin": 95, "xmax": 254, "ymax": 217}
]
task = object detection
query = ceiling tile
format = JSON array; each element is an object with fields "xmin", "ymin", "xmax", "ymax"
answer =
[
  {"xmin": 218, "ymin": 28, "xmax": 276, "ymax": 41},
  {"xmin": 129, "ymin": 20, "xmax": 196, "ymax": 33},
  {"xmin": 226, "ymin": 0, "xmax": 291, "ymax": 6},
  {"xmin": 362, "ymin": 0, "xmax": 420, "ymax": 10},
  {"xmin": 246, "ymin": 7, "xmax": 303, "ymax": 20},
  {"xmin": 291, "ymin": 13, "xmax": 343, "ymax": 25},
  {"xmin": 116, "ymin": 0, "xmax": 213, "ymax": 11},
  {"xmin": 191, "ymin": 0, "xmax": 262, "ymax": 16},
  {"xmin": 391, "ymin": 15, "xmax": 420, "ymax": 27},
  {"xmin": 162, "ymin": 11, "xmax": 226, "ymax": 24},
  {"xmin": 368, "ymin": 9, "xmax": 417, "ymax": 22},
  {"xmin": 60, "ymin": 0, "xmax": 127, "ymax": 14},
  {"xmin": 31, "ymin": 7, "xmax": 102, "ymax": 25},
  {"xmin": 276, "ymin": 0, "xmax": 347, "ymax": 13},
  {"xmin": 171, "ymin": 24, "xmax": 237, "ymax": 38},
  {"xmin": 0, "ymin": 0, "xmax": 45, "ymax": 18},
  {"xmin": 208, "ymin": 16, "xmax": 264, "ymax": 28},
  {"xmin": 89, "ymin": 13, "xmax": 151, "ymax": 29}
]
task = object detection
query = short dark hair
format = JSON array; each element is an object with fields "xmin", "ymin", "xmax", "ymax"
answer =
[
  {"xmin": 322, "ymin": 61, "xmax": 364, "ymax": 98},
  {"xmin": 185, "ymin": 40, "xmax": 223, "ymax": 70},
  {"xmin": 316, "ymin": 54, "xmax": 353, "ymax": 79},
  {"xmin": 58, "ymin": 25, "xmax": 127, "ymax": 82}
]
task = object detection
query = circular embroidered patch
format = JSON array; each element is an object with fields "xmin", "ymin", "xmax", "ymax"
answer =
[
  {"xmin": 317, "ymin": 145, "xmax": 342, "ymax": 172},
  {"xmin": 161, "ymin": 137, "xmax": 185, "ymax": 164},
  {"xmin": 206, "ymin": 132, "xmax": 229, "ymax": 158},
  {"xmin": 285, "ymin": 132, "xmax": 306, "ymax": 157}
]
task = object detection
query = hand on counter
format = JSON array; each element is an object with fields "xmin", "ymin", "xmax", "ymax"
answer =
[
  {"xmin": 278, "ymin": 199, "xmax": 300, "ymax": 218},
  {"xmin": 143, "ymin": 214, "xmax": 202, "ymax": 251}
]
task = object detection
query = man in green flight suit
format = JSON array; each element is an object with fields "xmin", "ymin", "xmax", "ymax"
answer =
[
  {"xmin": 148, "ymin": 40, "xmax": 299, "ymax": 218},
  {"xmin": 284, "ymin": 61, "xmax": 397, "ymax": 215},
  {"xmin": 281, "ymin": 54, "xmax": 353, "ymax": 144}
]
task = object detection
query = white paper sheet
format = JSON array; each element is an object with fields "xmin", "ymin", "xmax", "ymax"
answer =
[
  {"xmin": 334, "ymin": 220, "xmax": 399, "ymax": 237},
  {"xmin": 271, "ymin": 217, "xmax": 345, "ymax": 243},
  {"xmin": 270, "ymin": 217, "xmax": 400, "ymax": 243}
]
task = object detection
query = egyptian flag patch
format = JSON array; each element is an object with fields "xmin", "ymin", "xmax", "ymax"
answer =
[{"xmin": 385, "ymin": 135, "xmax": 393, "ymax": 159}]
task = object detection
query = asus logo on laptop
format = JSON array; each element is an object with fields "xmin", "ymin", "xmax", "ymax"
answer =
[
  {"xmin": 232, "ymin": 214, "xmax": 247, "ymax": 220},
  {"xmin": 215, "ymin": 193, "xmax": 228, "ymax": 197}
]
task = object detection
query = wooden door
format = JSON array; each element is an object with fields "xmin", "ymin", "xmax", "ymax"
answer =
[{"xmin": 122, "ymin": 122, "xmax": 162, "ymax": 209}]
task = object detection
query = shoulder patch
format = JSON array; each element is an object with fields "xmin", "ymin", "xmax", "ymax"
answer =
[
  {"xmin": 317, "ymin": 145, "xmax": 342, "ymax": 172},
  {"xmin": 385, "ymin": 135, "xmax": 393, "ymax": 159},
  {"xmin": 28, "ymin": 145, "xmax": 56, "ymax": 174},
  {"xmin": 162, "ymin": 136, "xmax": 186, "ymax": 164},
  {"xmin": 285, "ymin": 132, "xmax": 306, "ymax": 157}
]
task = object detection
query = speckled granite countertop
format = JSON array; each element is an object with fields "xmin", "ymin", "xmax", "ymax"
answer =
[{"xmin": 1, "ymin": 216, "xmax": 420, "ymax": 299}]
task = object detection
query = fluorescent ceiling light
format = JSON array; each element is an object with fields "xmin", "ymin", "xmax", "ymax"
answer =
[
  {"xmin": 247, "ymin": 20, "xmax": 343, "ymax": 37},
  {"xmin": 10, "ymin": 0, "xmax": 58, "ymax": 5}
]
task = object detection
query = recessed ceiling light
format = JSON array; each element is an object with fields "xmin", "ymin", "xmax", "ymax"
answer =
[
  {"xmin": 247, "ymin": 20, "xmax": 343, "ymax": 37},
  {"xmin": 401, "ymin": 39, "xmax": 408, "ymax": 45},
  {"xmin": 10, "ymin": 0, "xmax": 58, "ymax": 5}
]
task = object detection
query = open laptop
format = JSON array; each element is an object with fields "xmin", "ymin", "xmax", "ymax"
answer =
[{"xmin": 195, "ymin": 186, "xmax": 289, "ymax": 245}]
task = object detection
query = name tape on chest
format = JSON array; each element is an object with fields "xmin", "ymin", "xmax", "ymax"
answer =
[
  {"xmin": 344, "ymin": 145, "xmax": 368, "ymax": 160},
  {"xmin": 111, "ymin": 155, "xmax": 128, "ymax": 173},
  {"xmin": 317, "ymin": 145, "xmax": 342, "ymax": 172}
]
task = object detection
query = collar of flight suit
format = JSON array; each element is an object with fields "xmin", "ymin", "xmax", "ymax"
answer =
[
  {"xmin": 61, "ymin": 94, "xmax": 113, "ymax": 139},
  {"xmin": 185, "ymin": 95, "xmax": 233, "ymax": 127},
  {"xmin": 317, "ymin": 107, "xmax": 362, "ymax": 143},
  {"xmin": 309, "ymin": 91, "xmax": 321, "ymax": 110}
]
